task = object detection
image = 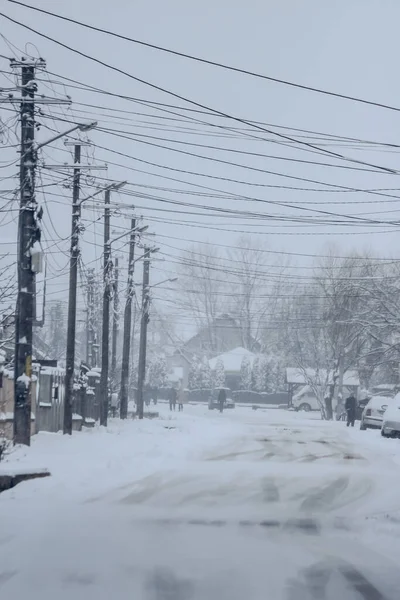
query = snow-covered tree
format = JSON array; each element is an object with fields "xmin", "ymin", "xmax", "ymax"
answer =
[
  {"xmin": 214, "ymin": 358, "xmax": 226, "ymax": 387},
  {"xmin": 188, "ymin": 360, "xmax": 201, "ymax": 389},
  {"xmin": 240, "ymin": 355, "xmax": 252, "ymax": 390},
  {"xmin": 146, "ymin": 355, "xmax": 167, "ymax": 388},
  {"xmin": 255, "ymin": 355, "xmax": 285, "ymax": 393},
  {"xmin": 254, "ymin": 356, "xmax": 267, "ymax": 392},
  {"xmin": 251, "ymin": 356, "xmax": 260, "ymax": 391},
  {"xmin": 199, "ymin": 356, "xmax": 213, "ymax": 388}
]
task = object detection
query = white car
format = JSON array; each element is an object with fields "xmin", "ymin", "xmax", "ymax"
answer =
[
  {"xmin": 360, "ymin": 395, "xmax": 390, "ymax": 430},
  {"xmin": 381, "ymin": 393, "xmax": 400, "ymax": 438}
]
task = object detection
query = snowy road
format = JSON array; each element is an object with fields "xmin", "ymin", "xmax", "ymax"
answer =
[{"xmin": 1, "ymin": 405, "xmax": 400, "ymax": 599}]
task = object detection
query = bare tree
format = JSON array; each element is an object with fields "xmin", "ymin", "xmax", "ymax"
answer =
[
  {"xmin": 227, "ymin": 236, "xmax": 276, "ymax": 351},
  {"xmin": 284, "ymin": 252, "xmax": 376, "ymax": 419},
  {"xmin": 355, "ymin": 260, "xmax": 400, "ymax": 386},
  {"xmin": 178, "ymin": 243, "xmax": 226, "ymax": 351}
]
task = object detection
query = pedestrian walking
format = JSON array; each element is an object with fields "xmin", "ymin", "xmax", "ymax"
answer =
[
  {"xmin": 218, "ymin": 387, "xmax": 226, "ymax": 413},
  {"xmin": 170, "ymin": 387, "xmax": 177, "ymax": 411},
  {"xmin": 178, "ymin": 386, "xmax": 183, "ymax": 411},
  {"xmin": 110, "ymin": 392, "xmax": 118, "ymax": 417},
  {"xmin": 345, "ymin": 394, "xmax": 357, "ymax": 427},
  {"xmin": 178, "ymin": 387, "xmax": 188, "ymax": 411}
]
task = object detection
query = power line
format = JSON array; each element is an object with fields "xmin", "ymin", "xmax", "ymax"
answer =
[
  {"xmin": 8, "ymin": 0, "xmax": 400, "ymax": 115},
  {"xmin": 39, "ymin": 89, "xmax": 400, "ymax": 150},
  {"xmin": 1, "ymin": 10, "xmax": 397, "ymax": 175}
]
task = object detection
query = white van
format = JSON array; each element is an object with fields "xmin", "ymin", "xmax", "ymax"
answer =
[
  {"xmin": 381, "ymin": 392, "xmax": 400, "ymax": 437},
  {"xmin": 291, "ymin": 386, "xmax": 321, "ymax": 412}
]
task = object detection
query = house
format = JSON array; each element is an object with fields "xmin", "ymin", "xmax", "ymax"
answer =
[
  {"xmin": 166, "ymin": 351, "xmax": 191, "ymax": 389},
  {"xmin": 167, "ymin": 315, "xmax": 261, "ymax": 386},
  {"xmin": 209, "ymin": 347, "xmax": 256, "ymax": 391},
  {"xmin": 167, "ymin": 366, "xmax": 184, "ymax": 388},
  {"xmin": 183, "ymin": 314, "xmax": 260, "ymax": 355}
]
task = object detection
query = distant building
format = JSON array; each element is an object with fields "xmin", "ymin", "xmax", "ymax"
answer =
[
  {"xmin": 167, "ymin": 314, "xmax": 261, "ymax": 387},
  {"xmin": 209, "ymin": 347, "xmax": 256, "ymax": 391},
  {"xmin": 183, "ymin": 314, "xmax": 253, "ymax": 355}
]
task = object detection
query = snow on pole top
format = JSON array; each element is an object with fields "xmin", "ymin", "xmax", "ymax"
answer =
[{"xmin": 17, "ymin": 373, "xmax": 31, "ymax": 388}]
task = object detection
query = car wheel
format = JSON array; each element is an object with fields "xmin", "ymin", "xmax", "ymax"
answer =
[
  {"xmin": 381, "ymin": 429, "xmax": 388, "ymax": 437},
  {"xmin": 360, "ymin": 421, "xmax": 367, "ymax": 431},
  {"xmin": 299, "ymin": 403, "xmax": 312, "ymax": 412}
]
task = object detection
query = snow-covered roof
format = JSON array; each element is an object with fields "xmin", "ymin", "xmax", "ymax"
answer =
[
  {"xmin": 209, "ymin": 347, "xmax": 256, "ymax": 372},
  {"xmin": 41, "ymin": 366, "xmax": 65, "ymax": 377},
  {"xmin": 286, "ymin": 368, "xmax": 360, "ymax": 387}
]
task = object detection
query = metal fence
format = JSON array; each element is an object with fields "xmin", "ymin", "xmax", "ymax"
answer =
[{"xmin": 35, "ymin": 369, "xmax": 101, "ymax": 433}]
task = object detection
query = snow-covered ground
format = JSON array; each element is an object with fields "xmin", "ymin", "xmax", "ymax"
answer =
[{"xmin": 1, "ymin": 405, "xmax": 400, "ymax": 599}]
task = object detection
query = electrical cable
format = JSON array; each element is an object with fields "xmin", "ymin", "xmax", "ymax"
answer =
[
  {"xmin": 1, "ymin": 9, "xmax": 397, "ymax": 175},
  {"xmin": 8, "ymin": 0, "xmax": 400, "ymax": 115}
]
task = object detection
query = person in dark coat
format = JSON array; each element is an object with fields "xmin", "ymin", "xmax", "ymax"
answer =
[
  {"xmin": 218, "ymin": 388, "xmax": 226, "ymax": 413},
  {"xmin": 345, "ymin": 394, "xmax": 357, "ymax": 427},
  {"xmin": 170, "ymin": 388, "xmax": 177, "ymax": 411}
]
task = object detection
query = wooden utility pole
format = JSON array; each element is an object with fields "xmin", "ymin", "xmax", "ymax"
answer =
[
  {"xmin": 99, "ymin": 189, "xmax": 112, "ymax": 426},
  {"xmin": 120, "ymin": 219, "xmax": 136, "ymax": 419},
  {"xmin": 86, "ymin": 268, "xmax": 95, "ymax": 368},
  {"xmin": 63, "ymin": 144, "xmax": 81, "ymax": 435},
  {"xmin": 136, "ymin": 247, "xmax": 150, "ymax": 420},
  {"xmin": 14, "ymin": 59, "xmax": 43, "ymax": 446},
  {"xmin": 111, "ymin": 257, "xmax": 119, "ymax": 388}
]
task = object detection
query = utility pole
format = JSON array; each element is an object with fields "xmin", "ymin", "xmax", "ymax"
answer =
[
  {"xmin": 111, "ymin": 257, "xmax": 119, "ymax": 388},
  {"xmin": 136, "ymin": 247, "xmax": 150, "ymax": 420},
  {"xmin": 86, "ymin": 268, "xmax": 95, "ymax": 368},
  {"xmin": 99, "ymin": 189, "xmax": 112, "ymax": 426},
  {"xmin": 63, "ymin": 144, "xmax": 81, "ymax": 435},
  {"xmin": 120, "ymin": 219, "xmax": 136, "ymax": 419},
  {"xmin": 14, "ymin": 59, "xmax": 42, "ymax": 446}
]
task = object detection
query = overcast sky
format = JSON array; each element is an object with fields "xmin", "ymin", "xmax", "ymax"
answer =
[{"xmin": 2, "ymin": 0, "xmax": 400, "ymax": 334}]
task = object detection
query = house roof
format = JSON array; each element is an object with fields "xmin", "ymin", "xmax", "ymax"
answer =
[
  {"xmin": 286, "ymin": 368, "xmax": 360, "ymax": 386},
  {"xmin": 209, "ymin": 347, "xmax": 256, "ymax": 372},
  {"xmin": 182, "ymin": 314, "xmax": 238, "ymax": 348}
]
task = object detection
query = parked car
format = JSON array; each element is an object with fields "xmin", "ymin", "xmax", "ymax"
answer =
[
  {"xmin": 381, "ymin": 393, "xmax": 400, "ymax": 438},
  {"xmin": 225, "ymin": 397, "xmax": 235, "ymax": 409},
  {"xmin": 208, "ymin": 388, "xmax": 235, "ymax": 410},
  {"xmin": 291, "ymin": 387, "xmax": 319, "ymax": 412},
  {"xmin": 371, "ymin": 384, "xmax": 397, "ymax": 398},
  {"xmin": 356, "ymin": 396, "xmax": 371, "ymax": 421},
  {"xmin": 360, "ymin": 395, "xmax": 390, "ymax": 430}
]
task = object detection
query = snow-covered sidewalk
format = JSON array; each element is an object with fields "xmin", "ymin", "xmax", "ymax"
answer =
[
  {"xmin": 1, "ymin": 405, "xmax": 399, "ymax": 599},
  {"xmin": 0, "ymin": 407, "xmax": 242, "ymax": 501}
]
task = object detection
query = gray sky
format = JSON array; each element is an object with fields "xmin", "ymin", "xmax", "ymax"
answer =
[{"xmin": 1, "ymin": 0, "xmax": 400, "ymax": 335}]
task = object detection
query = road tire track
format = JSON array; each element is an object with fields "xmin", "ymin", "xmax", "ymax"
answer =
[{"xmin": 300, "ymin": 477, "xmax": 349, "ymax": 512}]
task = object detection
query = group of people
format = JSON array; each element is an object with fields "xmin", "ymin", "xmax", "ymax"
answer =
[{"xmin": 169, "ymin": 386, "xmax": 188, "ymax": 412}]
